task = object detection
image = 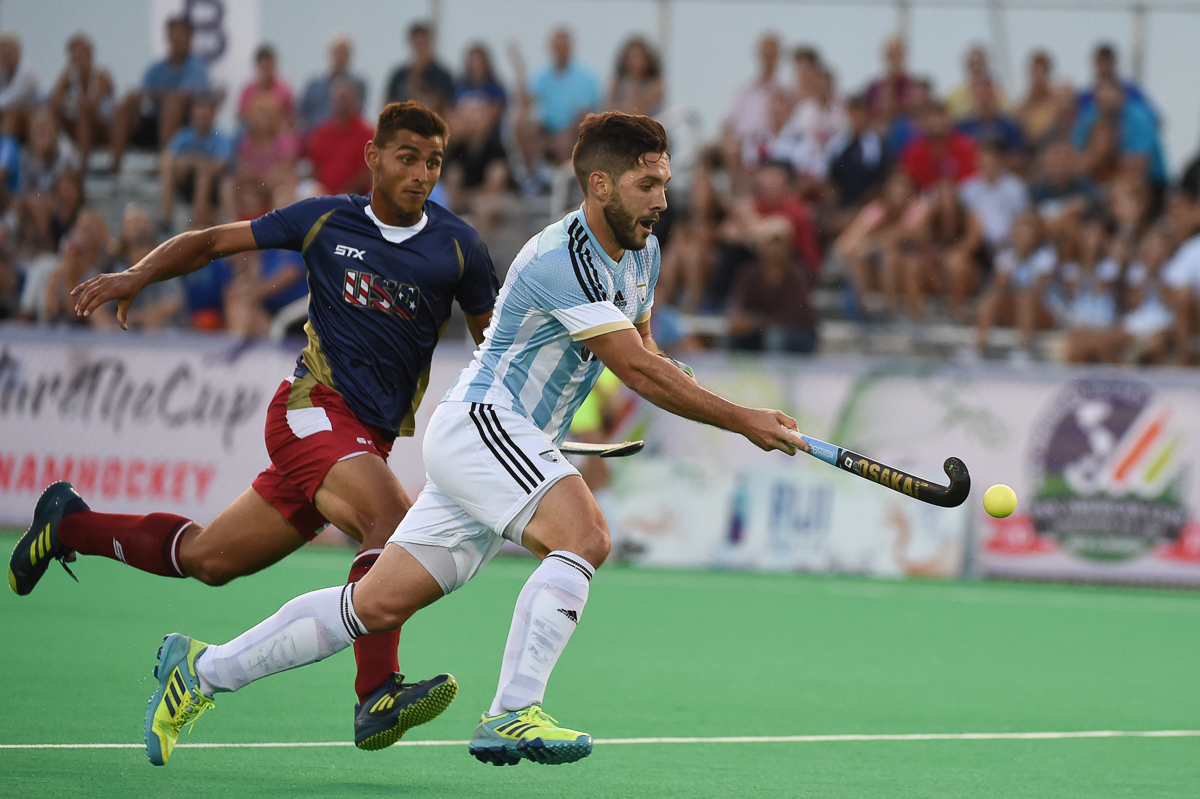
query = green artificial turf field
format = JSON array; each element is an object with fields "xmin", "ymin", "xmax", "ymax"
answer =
[{"xmin": 2, "ymin": 532, "xmax": 1199, "ymax": 798}]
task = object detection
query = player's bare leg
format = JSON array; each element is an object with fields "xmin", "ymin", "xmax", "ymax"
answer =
[
  {"xmin": 176, "ymin": 488, "xmax": 308, "ymax": 585},
  {"xmin": 471, "ymin": 475, "xmax": 607, "ymax": 766}
]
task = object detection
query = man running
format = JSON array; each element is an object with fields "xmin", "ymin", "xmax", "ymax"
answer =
[
  {"xmin": 9, "ymin": 101, "xmax": 498, "ymax": 752},
  {"xmin": 141, "ymin": 111, "xmax": 808, "ymax": 767}
]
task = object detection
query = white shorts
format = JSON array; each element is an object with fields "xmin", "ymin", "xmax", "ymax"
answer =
[{"xmin": 387, "ymin": 401, "xmax": 580, "ymax": 594}]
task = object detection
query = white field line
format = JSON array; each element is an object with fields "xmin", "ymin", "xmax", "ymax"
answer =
[{"xmin": 3, "ymin": 730, "xmax": 1199, "ymax": 750}]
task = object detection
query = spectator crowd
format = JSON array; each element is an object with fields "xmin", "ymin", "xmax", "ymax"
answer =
[{"xmin": 1, "ymin": 15, "xmax": 1198, "ymax": 366}]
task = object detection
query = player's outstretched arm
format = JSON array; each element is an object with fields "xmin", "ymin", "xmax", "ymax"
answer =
[
  {"xmin": 72, "ymin": 221, "xmax": 259, "ymax": 329},
  {"xmin": 585, "ymin": 326, "xmax": 807, "ymax": 456}
]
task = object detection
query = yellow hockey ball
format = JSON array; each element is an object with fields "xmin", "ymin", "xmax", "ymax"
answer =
[{"xmin": 983, "ymin": 484, "xmax": 1018, "ymax": 518}]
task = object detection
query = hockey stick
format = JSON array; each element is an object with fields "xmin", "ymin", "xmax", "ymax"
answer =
[
  {"xmin": 560, "ymin": 440, "xmax": 645, "ymax": 458},
  {"xmin": 798, "ymin": 435, "xmax": 971, "ymax": 508}
]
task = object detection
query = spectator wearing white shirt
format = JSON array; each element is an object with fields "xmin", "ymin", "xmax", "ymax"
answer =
[
  {"xmin": 1059, "ymin": 215, "xmax": 1123, "ymax": 363},
  {"xmin": 1121, "ymin": 223, "xmax": 1176, "ymax": 363},
  {"xmin": 724, "ymin": 32, "xmax": 789, "ymax": 143},
  {"xmin": 740, "ymin": 86, "xmax": 824, "ymax": 185},
  {"xmin": 958, "ymin": 141, "xmax": 1028, "ymax": 250},
  {"xmin": 786, "ymin": 67, "xmax": 848, "ymax": 157},
  {"xmin": 0, "ymin": 33, "xmax": 39, "ymax": 141},
  {"xmin": 977, "ymin": 210, "xmax": 1058, "ymax": 353},
  {"xmin": 1162, "ymin": 188, "xmax": 1200, "ymax": 362}
]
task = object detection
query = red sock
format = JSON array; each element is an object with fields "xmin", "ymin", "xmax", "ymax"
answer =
[
  {"xmin": 349, "ymin": 548, "xmax": 401, "ymax": 703},
  {"xmin": 58, "ymin": 511, "xmax": 191, "ymax": 578}
]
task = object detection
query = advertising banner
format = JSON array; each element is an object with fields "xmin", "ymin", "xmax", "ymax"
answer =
[
  {"xmin": 0, "ymin": 330, "xmax": 470, "ymax": 526},
  {"xmin": 604, "ymin": 355, "xmax": 1200, "ymax": 585}
]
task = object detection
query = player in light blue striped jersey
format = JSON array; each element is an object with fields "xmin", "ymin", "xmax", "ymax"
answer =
[{"xmin": 146, "ymin": 111, "xmax": 809, "ymax": 768}]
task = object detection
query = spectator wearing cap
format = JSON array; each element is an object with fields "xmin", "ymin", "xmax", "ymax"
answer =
[
  {"xmin": 238, "ymin": 44, "xmax": 294, "ymax": 124},
  {"xmin": 899, "ymin": 102, "xmax": 978, "ymax": 191},
  {"xmin": 158, "ymin": 94, "xmax": 231, "ymax": 231},
  {"xmin": 48, "ymin": 34, "xmax": 115, "ymax": 168},
  {"xmin": 385, "ymin": 21, "xmax": 454, "ymax": 113},
  {"xmin": 0, "ymin": 33, "xmax": 40, "ymax": 141},
  {"xmin": 297, "ymin": 36, "xmax": 368, "ymax": 133},
  {"xmin": 958, "ymin": 140, "xmax": 1029, "ymax": 253},
  {"xmin": 945, "ymin": 44, "xmax": 1008, "ymax": 121},
  {"xmin": 727, "ymin": 216, "xmax": 817, "ymax": 354},
  {"xmin": 724, "ymin": 32, "xmax": 789, "ymax": 143},
  {"xmin": 607, "ymin": 37, "xmax": 664, "ymax": 117},
  {"xmin": 110, "ymin": 15, "xmax": 209, "ymax": 173},
  {"xmin": 864, "ymin": 36, "xmax": 915, "ymax": 124},
  {"xmin": 305, "ymin": 79, "xmax": 373, "ymax": 196},
  {"xmin": 513, "ymin": 27, "xmax": 600, "ymax": 174}
]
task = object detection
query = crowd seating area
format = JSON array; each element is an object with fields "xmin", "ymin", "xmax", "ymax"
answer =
[{"xmin": 2, "ymin": 16, "xmax": 1199, "ymax": 365}]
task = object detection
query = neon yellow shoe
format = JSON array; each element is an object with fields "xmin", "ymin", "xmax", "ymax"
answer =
[
  {"xmin": 468, "ymin": 705, "xmax": 593, "ymax": 766},
  {"xmin": 144, "ymin": 633, "xmax": 215, "ymax": 766}
]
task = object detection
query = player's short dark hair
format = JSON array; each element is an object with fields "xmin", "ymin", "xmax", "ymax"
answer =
[
  {"xmin": 1094, "ymin": 42, "xmax": 1116, "ymax": 62},
  {"xmin": 408, "ymin": 21, "xmax": 432, "ymax": 39},
  {"xmin": 374, "ymin": 101, "xmax": 449, "ymax": 147},
  {"xmin": 571, "ymin": 112, "xmax": 669, "ymax": 192}
]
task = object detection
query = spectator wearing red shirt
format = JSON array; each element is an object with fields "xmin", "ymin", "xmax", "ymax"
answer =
[
  {"xmin": 752, "ymin": 160, "xmax": 822, "ymax": 275},
  {"xmin": 238, "ymin": 44, "xmax": 294, "ymax": 123},
  {"xmin": 865, "ymin": 36, "xmax": 915, "ymax": 124},
  {"xmin": 900, "ymin": 101, "xmax": 978, "ymax": 190},
  {"xmin": 305, "ymin": 79, "xmax": 373, "ymax": 195}
]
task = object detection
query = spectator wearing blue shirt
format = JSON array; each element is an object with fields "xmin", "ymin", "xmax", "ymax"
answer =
[
  {"xmin": 1072, "ymin": 77, "xmax": 1166, "ymax": 189},
  {"xmin": 1078, "ymin": 44, "xmax": 1158, "ymax": 123},
  {"xmin": 514, "ymin": 27, "xmax": 600, "ymax": 179},
  {"xmin": 452, "ymin": 43, "xmax": 507, "ymax": 138},
  {"xmin": 956, "ymin": 79, "xmax": 1025, "ymax": 166},
  {"xmin": 297, "ymin": 36, "xmax": 368, "ymax": 133},
  {"xmin": 158, "ymin": 94, "xmax": 231, "ymax": 231},
  {"xmin": 0, "ymin": 133, "xmax": 20, "ymax": 195},
  {"xmin": 110, "ymin": 15, "xmax": 209, "ymax": 173}
]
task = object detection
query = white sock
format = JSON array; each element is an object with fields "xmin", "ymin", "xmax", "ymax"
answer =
[
  {"xmin": 488, "ymin": 550, "xmax": 593, "ymax": 716},
  {"xmin": 195, "ymin": 584, "xmax": 367, "ymax": 695}
]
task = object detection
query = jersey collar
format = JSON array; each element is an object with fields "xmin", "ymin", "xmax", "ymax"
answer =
[
  {"xmin": 574, "ymin": 205, "xmax": 627, "ymax": 273},
  {"xmin": 366, "ymin": 200, "xmax": 429, "ymax": 244}
]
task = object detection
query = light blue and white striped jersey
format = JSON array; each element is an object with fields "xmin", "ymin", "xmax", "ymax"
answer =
[{"xmin": 443, "ymin": 207, "xmax": 659, "ymax": 444}]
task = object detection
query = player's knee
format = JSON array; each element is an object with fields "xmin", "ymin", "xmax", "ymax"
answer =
[
  {"xmin": 352, "ymin": 591, "xmax": 412, "ymax": 632},
  {"xmin": 189, "ymin": 555, "xmax": 241, "ymax": 587},
  {"xmin": 571, "ymin": 517, "xmax": 611, "ymax": 569}
]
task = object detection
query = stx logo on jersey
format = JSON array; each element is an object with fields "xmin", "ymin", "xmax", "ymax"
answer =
[
  {"xmin": 343, "ymin": 269, "xmax": 421, "ymax": 320},
  {"xmin": 334, "ymin": 244, "xmax": 366, "ymax": 260}
]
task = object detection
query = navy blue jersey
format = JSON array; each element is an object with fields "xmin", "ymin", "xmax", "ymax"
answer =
[{"xmin": 251, "ymin": 194, "xmax": 498, "ymax": 437}]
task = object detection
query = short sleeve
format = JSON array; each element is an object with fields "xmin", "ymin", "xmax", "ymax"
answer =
[
  {"xmin": 250, "ymin": 196, "xmax": 336, "ymax": 252},
  {"xmin": 166, "ymin": 129, "xmax": 189, "ymax": 155},
  {"xmin": 635, "ymin": 241, "xmax": 660, "ymax": 325},
  {"xmin": 519, "ymin": 249, "xmax": 633, "ymax": 341},
  {"xmin": 454, "ymin": 229, "xmax": 500, "ymax": 315},
  {"xmin": 182, "ymin": 59, "xmax": 210, "ymax": 93}
]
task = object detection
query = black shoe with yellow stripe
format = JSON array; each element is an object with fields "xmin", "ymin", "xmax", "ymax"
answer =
[
  {"xmin": 8, "ymin": 481, "xmax": 86, "ymax": 595},
  {"xmin": 354, "ymin": 672, "xmax": 458, "ymax": 751}
]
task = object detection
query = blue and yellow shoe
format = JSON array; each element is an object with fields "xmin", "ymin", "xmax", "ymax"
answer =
[
  {"xmin": 354, "ymin": 672, "xmax": 458, "ymax": 751},
  {"xmin": 8, "ymin": 481, "xmax": 86, "ymax": 595},
  {"xmin": 145, "ymin": 633, "xmax": 215, "ymax": 766},
  {"xmin": 468, "ymin": 705, "xmax": 593, "ymax": 766}
]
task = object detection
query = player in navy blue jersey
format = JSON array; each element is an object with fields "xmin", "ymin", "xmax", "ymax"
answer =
[{"xmin": 10, "ymin": 101, "xmax": 497, "ymax": 753}]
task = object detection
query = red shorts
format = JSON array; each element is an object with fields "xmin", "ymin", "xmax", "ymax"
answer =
[{"xmin": 252, "ymin": 377, "xmax": 395, "ymax": 539}]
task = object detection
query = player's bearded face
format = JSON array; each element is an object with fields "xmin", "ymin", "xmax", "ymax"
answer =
[{"xmin": 604, "ymin": 155, "xmax": 669, "ymax": 251}]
